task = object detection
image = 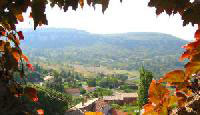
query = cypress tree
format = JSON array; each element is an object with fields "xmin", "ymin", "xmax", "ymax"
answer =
[{"xmin": 138, "ymin": 66, "xmax": 154, "ymax": 109}]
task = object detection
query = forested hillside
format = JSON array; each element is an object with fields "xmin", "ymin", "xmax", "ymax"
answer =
[{"xmin": 21, "ymin": 28, "xmax": 187, "ymax": 77}]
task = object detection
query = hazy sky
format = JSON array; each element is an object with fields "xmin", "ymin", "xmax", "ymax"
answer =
[{"xmin": 18, "ymin": 0, "xmax": 197, "ymax": 41}]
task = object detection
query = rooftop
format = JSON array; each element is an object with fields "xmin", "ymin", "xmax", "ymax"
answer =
[
  {"xmin": 103, "ymin": 93, "xmax": 138, "ymax": 101},
  {"xmin": 64, "ymin": 88, "xmax": 80, "ymax": 94}
]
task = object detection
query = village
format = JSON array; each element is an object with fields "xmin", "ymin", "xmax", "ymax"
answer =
[
  {"xmin": 26, "ymin": 65, "xmax": 140, "ymax": 115},
  {"xmin": 65, "ymin": 88, "xmax": 138, "ymax": 115}
]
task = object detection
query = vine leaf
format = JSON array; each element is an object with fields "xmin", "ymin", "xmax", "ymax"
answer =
[
  {"xmin": 195, "ymin": 29, "xmax": 200, "ymax": 40},
  {"xmin": 0, "ymin": 40, "xmax": 5, "ymax": 51},
  {"xmin": 159, "ymin": 70, "xmax": 186, "ymax": 83},
  {"xmin": 27, "ymin": 63, "xmax": 34, "ymax": 71},
  {"xmin": 37, "ymin": 109, "xmax": 44, "ymax": 115},
  {"xmin": 149, "ymin": 80, "xmax": 169, "ymax": 105},
  {"xmin": 24, "ymin": 87, "xmax": 38, "ymax": 102},
  {"xmin": 17, "ymin": 31, "xmax": 24, "ymax": 40},
  {"xmin": 102, "ymin": 0, "xmax": 109, "ymax": 13},
  {"xmin": 22, "ymin": 54, "xmax": 29, "ymax": 63},
  {"xmin": 176, "ymin": 92, "xmax": 187, "ymax": 107},
  {"xmin": 16, "ymin": 14, "xmax": 24, "ymax": 22},
  {"xmin": 32, "ymin": 0, "xmax": 48, "ymax": 30},
  {"xmin": 87, "ymin": 0, "xmax": 93, "ymax": 6},
  {"xmin": 143, "ymin": 104, "xmax": 158, "ymax": 115},
  {"xmin": 12, "ymin": 50, "xmax": 21, "ymax": 62},
  {"xmin": 168, "ymin": 95, "xmax": 178, "ymax": 107},
  {"xmin": 80, "ymin": 0, "xmax": 84, "ymax": 8},
  {"xmin": 185, "ymin": 62, "xmax": 200, "ymax": 78}
]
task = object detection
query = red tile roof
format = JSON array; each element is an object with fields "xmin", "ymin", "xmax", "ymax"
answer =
[
  {"xmin": 83, "ymin": 86, "xmax": 96, "ymax": 92},
  {"xmin": 95, "ymin": 99, "xmax": 108, "ymax": 112},
  {"xmin": 64, "ymin": 88, "xmax": 80, "ymax": 94}
]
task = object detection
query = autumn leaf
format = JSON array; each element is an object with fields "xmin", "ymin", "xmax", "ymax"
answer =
[
  {"xmin": 24, "ymin": 87, "xmax": 38, "ymax": 102},
  {"xmin": 168, "ymin": 95, "xmax": 178, "ymax": 107},
  {"xmin": 0, "ymin": 40, "xmax": 6, "ymax": 51},
  {"xmin": 29, "ymin": 12, "xmax": 32, "ymax": 18},
  {"xmin": 32, "ymin": 0, "xmax": 48, "ymax": 30},
  {"xmin": 148, "ymin": 80, "xmax": 169, "ymax": 105},
  {"xmin": 143, "ymin": 104, "xmax": 158, "ymax": 115},
  {"xmin": 37, "ymin": 109, "xmax": 44, "ymax": 115},
  {"xmin": 176, "ymin": 92, "xmax": 187, "ymax": 107},
  {"xmin": 171, "ymin": 82, "xmax": 192, "ymax": 96},
  {"xmin": 101, "ymin": 0, "xmax": 109, "ymax": 13},
  {"xmin": 22, "ymin": 54, "xmax": 29, "ymax": 62},
  {"xmin": 12, "ymin": 50, "xmax": 20, "ymax": 62},
  {"xmin": 181, "ymin": 40, "xmax": 200, "ymax": 51},
  {"xmin": 0, "ymin": 31, "xmax": 6, "ymax": 36},
  {"xmin": 80, "ymin": 0, "xmax": 84, "ymax": 8},
  {"xmin": 87, "ymin": 0, "xmax": 92, "ymax": 6},
  {"xmin": 13, "ymin": 36, "xmax": 20, "ymax": 46},
  {"xmin": 185, "ymin": 62, "xmax": 200, "ymax": 78},
  {"xmin": 16, "ymin": 14, "xmax": 24, "ymax": 22},
  {"xmin": 179, "ymin": 50, "xmax": 190, "ymax": 61},
  {"xmin": 17, "ymin": 31, "xmax": 24, "ymax": 40},
  {"xmin": 159, "ymin": 70, "xmax": 186, "ymax": 83},
  {"xmin": 27, "ymin": 63, "xmax": 34, "ymax": 71},
  {"xmin": 195, "ymin": 29, "xmax": 200, "ymax": 40}
]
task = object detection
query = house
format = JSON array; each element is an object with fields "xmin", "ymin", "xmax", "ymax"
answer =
[
  {"xmin": 122, "ymin": 93, "xmax": 138, "ymax": 104},
  {"xmin": 94, "ymin": 99, "xmax": 112, "ymax": 115},
  {"xmin": 65, "ymin": 98, "xmax": 98, "ymax": 115},
  {"xmin": 65, "ymin": 98, "xmax": 112, "ymax": 115},
  {"xmin": 43, "ymin": 75, "xmax": 54, "ymax": 81},
  {"xmin": 83, "ymin": 86, "xmax": 96, "ymax": 93},
  {"xmin": 111, "ymin": 109, "xmax": 129, "ymax": 115},
  {"xmin": 103, "ymin": 93, "xmax": 138, "ymax": 105},
  {"xmin": 64, "ymin": 88, "xmax": 81, "ymax": 96},
  {"xmin": 103, "ymin": 95, "xmax": 124, "ymax": 105}
]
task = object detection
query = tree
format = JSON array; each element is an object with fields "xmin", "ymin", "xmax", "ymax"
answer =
[
  {"xmin": 138, "ymin": 67, "xmax": 153, "ymax": 109},
  {"xmin": 87, "ymin": 78, "xmax": 97, "ymax": 87}
]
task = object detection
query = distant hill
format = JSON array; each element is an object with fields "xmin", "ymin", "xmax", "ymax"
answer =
[{"xmin": 21, "ymin": 28, "xmax": 188, "ymax": 77}]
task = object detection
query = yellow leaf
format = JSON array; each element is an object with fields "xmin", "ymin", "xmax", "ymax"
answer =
[
  {"xmin": 168, "ymin": 95, "xmax": 178, "ymax": 107},
  {"xmin": 0, "ymin": 40, "xmax": 5, "ymax": 51},
  {"xmin": 160, "ymin": 70, "xmax": 186, "ymax": 83},
  {"xmin": 80, "ymin": 0, "xmax": 84, "ymax": 8},
  {"xmin": 149, "ymin": 80, "xmax": 169, "ymax": 105},
  {"xmin": 12, "ymin": 50, "xmax": 20, "ymax": 62},
  {"xmin": 16, "ymin": 14, "xmax": 24, "ymax": 22},
  {"xmin": 185, "ymin": 62, "xmax": 200, "ymax": 78}
]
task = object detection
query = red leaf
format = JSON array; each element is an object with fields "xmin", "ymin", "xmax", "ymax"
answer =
[
  {"xmin": 37, "ymin": 109, "xmax": 44, "ymax": 115},
  {"xmin": 195, "ymin": 29, "xmax": 200, "ymax": 40},
  {"xmin": 185, "ymin": 61, "xmax": 200, "ymax": 78},
  {"xmin": 24, "ymin": 87, "xmax": 38, "ymax": 102},
  {"xmin": 27, "ymin": 63, "xmax": 34, "ymax": 71},
  {"xmin": 149, "ymin": 80, "xmax": 169, "ymax": 105},
  {"xmin": 33, "ymin": 97, "xmax": 38, "ymax": 102},
  {"xmin": 182, "ymin": 40, "xmax": 200, "ymax": 50},
  {"xmin": 22, "ymin": 54, "xmax": 29, "ymax": 63},
  {"xmin": 29, "ymin": 12, "xmax": 32, "ymax": 18},
  {"xmin": 14, "ymin": 36, "xmax": 20, "ymax": 46},
  {"xmin": 17, "ymin": 31, "xmax": 24, "ymax": 40},
  {"xmin": 16, "ymin": 14, "xmax": 24, "ymax": 22},
  {"xmin": 1, "ymin": 31, "xmax": 6, "ymax": 36},
  {"xmin": 179, "ymin": 50, "xmax": 190, "ymax": 61},
  {"xmin": 159, "ymin": 70, "xmax": 186, "ymax": 83},
  {"xmin": 12, "ymin": 51, "xmax": 20, "ymax": 62}
]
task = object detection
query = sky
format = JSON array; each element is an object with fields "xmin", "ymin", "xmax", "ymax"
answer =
[{"xmin": 18, "ymin": 0, "xmax": 197, "ymax": 41}]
